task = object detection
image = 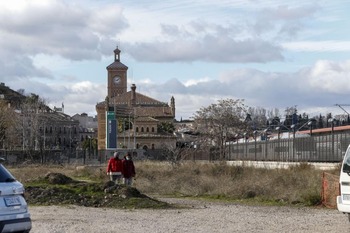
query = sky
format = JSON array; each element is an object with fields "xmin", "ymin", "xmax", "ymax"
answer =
[{"xmin": 1, "ymin": 0, "xmax": 350, "ymax": 121}]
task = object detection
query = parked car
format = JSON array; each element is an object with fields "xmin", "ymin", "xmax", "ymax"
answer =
[{"xmin": 0, "ymin": 158, "xmax": 31, "ymax": 232}]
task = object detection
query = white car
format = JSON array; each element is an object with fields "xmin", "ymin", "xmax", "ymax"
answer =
[{"xmin": 0, "ymin": 161, "xmax": 31, "ymax": 232}]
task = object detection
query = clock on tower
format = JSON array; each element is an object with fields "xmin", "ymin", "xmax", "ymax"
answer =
[{"xmin": 107, "ymin": 47, "xmax": 128, "ymax": 98}]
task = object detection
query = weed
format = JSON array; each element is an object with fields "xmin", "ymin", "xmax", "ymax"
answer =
[{"xmin": 9, "ymin": 161, "xmax": 331, "ymax": 207}]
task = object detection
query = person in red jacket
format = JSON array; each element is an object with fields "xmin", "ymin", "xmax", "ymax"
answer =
[
  {"xmin": 122, "ymin": 152, "xmax": 136, "ymax": 186},
  {"xmin": 106, "ymin": 152, "xmax": 123, "ymax": 184}
]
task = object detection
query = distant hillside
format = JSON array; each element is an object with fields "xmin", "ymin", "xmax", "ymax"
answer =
[{"xmin": 0, "ymin": 83, "xmax": 25, "ymax": 107}]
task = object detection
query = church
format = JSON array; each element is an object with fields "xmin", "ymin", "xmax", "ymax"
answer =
[{"xmin": 96, "ymin": 48, "xmax": 177, "ymax": 154}]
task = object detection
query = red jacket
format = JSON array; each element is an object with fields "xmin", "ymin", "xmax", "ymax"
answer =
[
  {"xmin": 122, "ymin": 159, "xmax": 135, "ymax": 178},
  {"xmin": 106, "ymin": 158, "xmax": 123, "ymax": 175}
]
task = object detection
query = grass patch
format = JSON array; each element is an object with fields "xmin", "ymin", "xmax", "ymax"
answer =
[
  {"xmin": 24, "ymin": 172, "xmax": 173, "ymax": 209},
  {"xmin": 8, "ymin": 161, "xmax": 340, "ymax": 207}
]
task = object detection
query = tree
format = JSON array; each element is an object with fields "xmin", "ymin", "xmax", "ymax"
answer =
[
  {"xmin": 81, "ymin": 137, "xmax": 97, "ymax": 159},
  {"xmin": 247, "ymin": 107, "xmax": 268, "ymax": 130},
  {"xmin": 160, "ymin": 141, "xmax": 190, "ymax": 167},
  {"xmin": 0, "ymin": 101, "xmax": 20, "ymax": 150},
  {"xmin": 158, "ymin": 122, "xmax": 175, "ymax": 133},
  {"xmin": 20, "ymin": 93, "xmax": 49, "ymax": 161},
  {"xmin": 283, "ymin": 106, "xmax": 298, "ymax": 127},
  {"xmin": 316, "ymin": 114, "xmax": 324, "ymax": 129},
  {"xmin": 192, "ymin": 99, "xmax": 248, "ymax": 160}
]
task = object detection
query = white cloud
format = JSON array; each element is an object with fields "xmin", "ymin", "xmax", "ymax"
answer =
[
  {"xmin": 48, "ymin": 81, "xmax": 106, "ymax": 116},
  {"xmin": 283, "ymin": 41, "xmax": 350, "ymax": 52},
  {"xmin": 1, "ymin": 0, "xmax": 349, "ymax": 121},
  {"xmin": 306, "ymin": 60, "xmax": 350, "ymax": 93},
  {"xmin": 184, "ymin": 77, "xmax": 211, "ymax": 87}
]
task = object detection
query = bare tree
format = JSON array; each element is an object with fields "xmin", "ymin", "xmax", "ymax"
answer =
[
  {"xmin": 267, "ymin": 108, "xmax": 281, "ymax": 121},
  {"xmin": 247, "ymin": 107, "xmax": 268, "ymax": 130},
  {"xmin": 0, "ymin": 101, "xmax": 20, "ymax": 150},
  {"xmin": 20, "ymin": 93, "xmax": 49, "ymax": 161},
  {"xmin": 192, "ymin": 99, "xmax": 248, "ymax": 160},
  {"xmin": 160, "ymin": 141, "xmax": 190, "ymax": 167}
]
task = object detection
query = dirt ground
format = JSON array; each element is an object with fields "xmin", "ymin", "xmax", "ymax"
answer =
[{"xmin": 29, "ymin": 198, "xmax": 350, "ymax": 233}]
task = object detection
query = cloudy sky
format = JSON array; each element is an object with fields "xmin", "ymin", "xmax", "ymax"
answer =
[{"xmin": 1, "ymin": 0, "xmax": 350, "ymax": 120}]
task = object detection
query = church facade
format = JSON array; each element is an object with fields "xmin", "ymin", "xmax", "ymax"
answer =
[{"xmin": 96, "ymin": 48, "xmax": 176, "ymax": 153}]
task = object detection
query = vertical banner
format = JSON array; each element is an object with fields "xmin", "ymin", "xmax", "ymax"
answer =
[{"xmin": 106, "ymin": 111, "xmax": 117, "ymax": 149}]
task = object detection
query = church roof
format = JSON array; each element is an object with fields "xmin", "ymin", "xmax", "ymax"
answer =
[
  {"xmin": 106, "ymin": 61, "xmax": 128, "ymax": 70},
  {"xmin": 96, "ymin": 90, "xmax": 173, "ymax": 118},
  {"xmin": 134, "ymin": 106, "xmax": 173, "ymax": 117},
  {"xmin": 114, "ymin": 91, "xmax": 167, "ymax": 106},
  {"xmin": 136, "ymin": 116, "xmax": 159, "ymax": 122}
]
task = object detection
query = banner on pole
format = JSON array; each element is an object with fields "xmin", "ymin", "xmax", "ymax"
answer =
[{"xmin": 106, "ymin": 111, "xmax": 117, "ymax": 149}]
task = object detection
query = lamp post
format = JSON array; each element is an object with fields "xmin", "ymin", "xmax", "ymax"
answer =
[
  {"xmin": 263, "ymin": 128, "xmax": 269, "ymax": 160},
  {"xmin": 88, "ymin": 136, "xmax": 92, "ymax": 159},
  {"xmin": 291, "ymin": 124, "xmax": 296, "ymax": 161},
  {"xmin": 133, "ymin": 108, "xmax": 136, "ymax": 149},
  {"xmin": 328, "ymin": 118, "xmax": 335, "ymax": 159},
  {"xmin": 243, "ymin": 132, "xmax": 247, "ymax": 159},
  {"xmin": 307, "ymin": 121, "xmax": 313, "ymax": 136},
  {"xmin": 275, "ymin": 126, "xmax": 281, "ymax": 160},
  {"xmin": 307, "ymin": 120, "xmax": 314, "ymax": 160},
  {"xmin": 235, "ymin": 133, "xmax": 240, "ymax": 160},
  {"xmin": 253, "ymin": 130, "xmax": 258, "ymax": 161}
]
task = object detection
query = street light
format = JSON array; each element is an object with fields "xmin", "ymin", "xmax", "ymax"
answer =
[
  {"xmin": 253, "ymin": 130, "xmax": 258, "ymax": 161},
  {"xmin": 275, "ymin": 126, "xmax": 281, "ymax": 160},
  {"xmin": 234, "ymin": 133, "xmax": 240, "ymax": 159},
  {"xmin": 263, "ymin": 128, "xmax": 270, "ymax": 160},
  {"xmin": 275, "ymin": 126, "xmax": 281, "ymax": 139},
  {"xmin": 328, "ymin": 118, "xmax": 335, "ymax": 158},
  {"xmin": 291, "ymin": 124, "xmax": 296, "ymax": 161},
  {"xmin": 291, "ymin": 124, "xmax": 296, "ymax": 139},
  {"xmin": 243, "ymin": 132, "xmax": 247, "ymax": 159},
  {"xmin": 88, "ymin": 136, "xmax": 92, "ymax": 159},
  {"xmin": 307, "ymin": 121, "xmax": 313, "ymax": 136}
]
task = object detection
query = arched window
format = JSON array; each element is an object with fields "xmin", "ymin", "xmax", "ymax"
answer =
[
  {"xmin": 146, "ymin": 127, "xmax": 149, "ymax": 132},
  {"xmin": 136, "ymin": 143, "xmax": 139, "ymax": 149},
  {"xmin": 152, "ymin": 127, "xmax": 155, "ymax": 132},
  {"xmin": 152, "ymin": 144, "xmax": 155, "ymax": 149},
  {"xmin": 136, "ymin": 127, "xmax": 139, "ymax": 132},
  {"xmin": 141, "ymin": 127, "xmax": 144, "ymax": 132}
]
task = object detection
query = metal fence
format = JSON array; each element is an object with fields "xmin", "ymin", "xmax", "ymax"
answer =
[
  {"xmin": 2, "ymin": 132, "xmax": 350, "ymax": 165},
  {"xmin": 226, "ymin": 132, "xmax": 350, "ymax": 162}
]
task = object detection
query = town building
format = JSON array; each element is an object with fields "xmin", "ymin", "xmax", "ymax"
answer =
[
  {"xmin": 0, "ymin": 83, "xmax": 79, "ymax": 155},
  {"xmin": 95, "ymin": 48, "xmax": 176, "ymax": 155},
  {"xmin": 72, "ymin": 113, "xmax": 98, "ymax": 142}
]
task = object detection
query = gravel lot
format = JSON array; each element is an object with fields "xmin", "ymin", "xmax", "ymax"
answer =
[{"xmin": 30, "ymin": 198, "xmax": 350, "ymax": 233}]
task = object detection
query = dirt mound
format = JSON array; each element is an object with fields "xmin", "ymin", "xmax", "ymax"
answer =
[
  {"xmin": 25, "ymin": 173, "xmax": 171, "ymax": 209},
  {"xmin": 44, "ymin": 172, "xmax": 74, "ymax": 184}
]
